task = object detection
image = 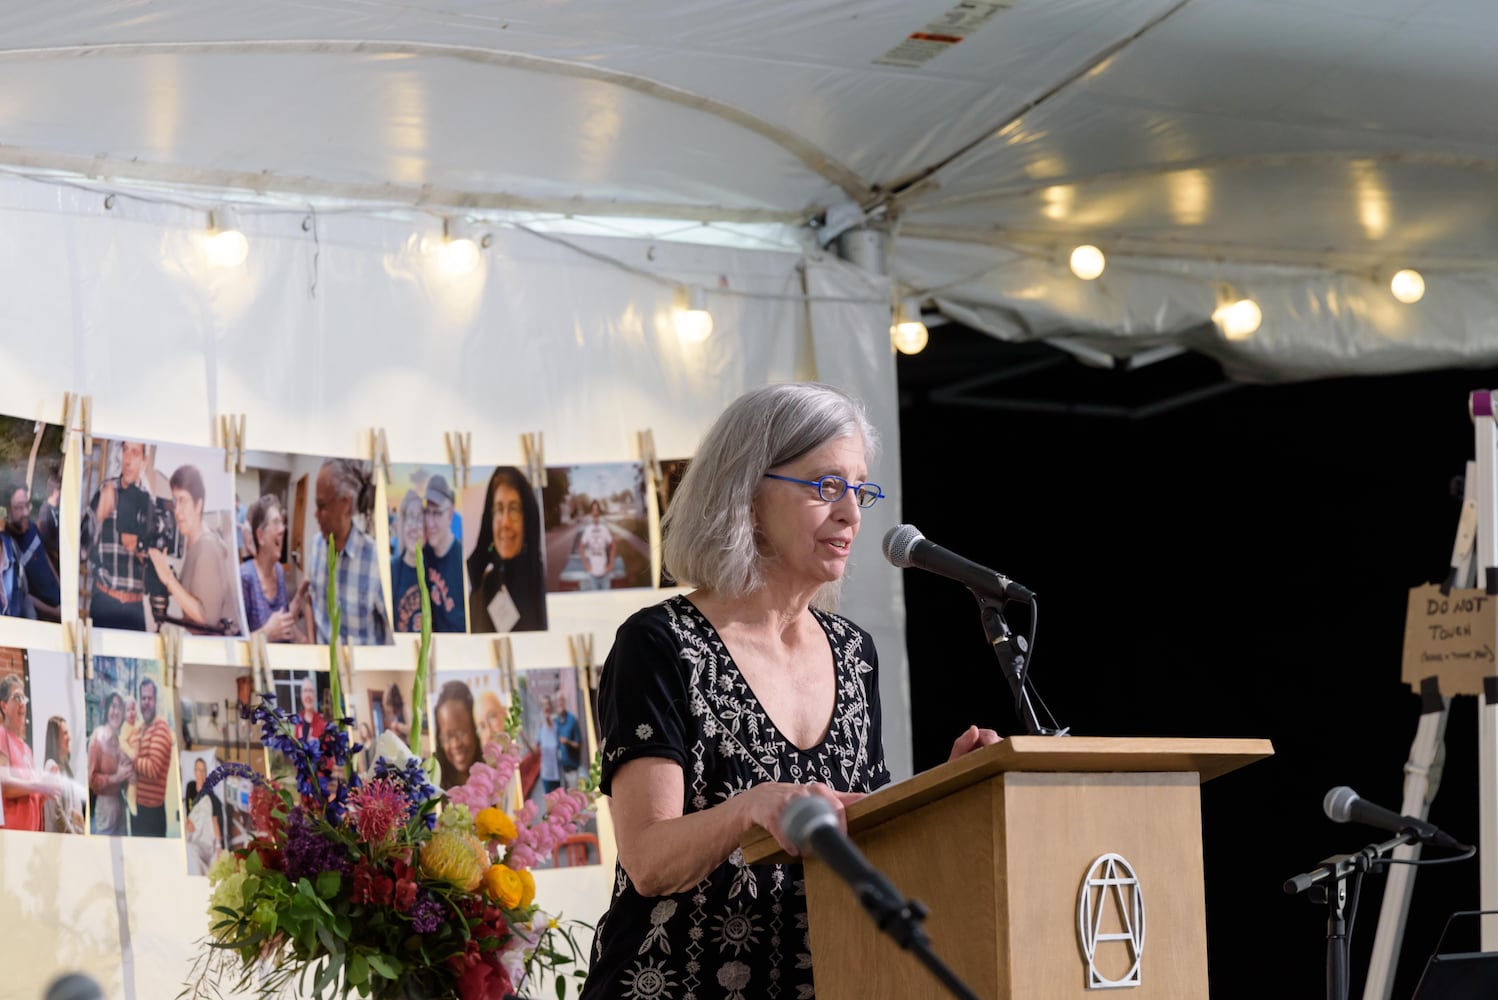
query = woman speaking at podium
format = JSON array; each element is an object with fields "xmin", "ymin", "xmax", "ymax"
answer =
[{"xmin": 581, "ymin": 381, "xmax": 998, "ymax": 1000}]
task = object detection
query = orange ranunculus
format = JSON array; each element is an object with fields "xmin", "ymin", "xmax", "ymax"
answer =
[
  {"xmin": 483, "ymin": 863, "xmax": 525, "ymax": 909},
  {"xmin": 516, "ymin": 867, "xmax": 536, "ymax": 909},
  {"xmin": 475, "ymin": 806, "xmax": 518, "ymax": 843}
]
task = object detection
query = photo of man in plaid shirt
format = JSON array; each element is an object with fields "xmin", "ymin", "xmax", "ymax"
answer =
[{"xmin": 307, "ymin": 458, "xmax": 392, "ymax": 646}]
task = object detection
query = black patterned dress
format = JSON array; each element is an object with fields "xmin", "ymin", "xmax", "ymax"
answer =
[{"xmin": 580, "ymin": 595, "xmax": 890, "ymax": 1000}]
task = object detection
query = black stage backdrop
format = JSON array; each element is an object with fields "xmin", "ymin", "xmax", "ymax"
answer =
[{"xmin": 894, "ymin": 329, "xmax": 1495, "ymax": 1000}]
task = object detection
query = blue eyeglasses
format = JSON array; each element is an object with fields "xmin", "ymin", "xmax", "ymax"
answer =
[{"xmin": 763, "ymin": 474, "xmax": 886, "ymax": 508}]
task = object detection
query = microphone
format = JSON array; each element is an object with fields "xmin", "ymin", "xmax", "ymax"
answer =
[
  {"xmin": 882, "ymin": 524, "xmax": 1034, "ymax": 603},
  {"xmin": 1322, "ymin": 785, "xmax": 1467, "ymax": 850},
  {"xmin": 781, "ymin": 795, "xmax": 906, "ymax": 927}
]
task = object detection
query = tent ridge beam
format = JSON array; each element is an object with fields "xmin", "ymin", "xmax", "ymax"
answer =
[
  {"xmin": 0, "ymin": 38, "xmax": 873, "ymax": 206},
  {"xmin": 897, "ymin": 223, "xmax": 1498, "ymax": 274},
  {"xmin": 904, "ymin": 149, "xmax": 1498, "ymax": 214},
  {"xmin": 0, "ymin": 145, "xmax": 809, "ymax": 224}
]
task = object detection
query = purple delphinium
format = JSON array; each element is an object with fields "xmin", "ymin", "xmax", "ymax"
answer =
[
  {"xmin": 372, "ymin": 756, "xmax": 441, "ymax": 830},
  {"xmin": 283, "ymin": 807, "xmax": 354, "ymax": 884},
  {"xmin": 242, "ymin": 696, "xmax": 363, "ymax": 822}
]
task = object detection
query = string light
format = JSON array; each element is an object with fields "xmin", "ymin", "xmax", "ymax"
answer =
[
  {"xmin": 1213, "ymin": 296, "xmax": 1262, "ymax": 340},
  {"xmin": 1069, "ymin": 244, "xmax": 1106, "ymax": 281},
  {"xmin": 437, "ymin": 217, "xmax": 482, "ymax": 276},
  {"xmin": 674, "ymin": 286, "xmax": 714, "ymax": 342},
  {"xmin": 206, "ymin": 207, "xmax": 249, "ymax": 268},
  {"xmin": 1390, "ymin": 268, "xmax": 1425, "ymax": 304},
  {"xmin": 891, "ymin": 296, "xmax": 929, "ymax": 355}
]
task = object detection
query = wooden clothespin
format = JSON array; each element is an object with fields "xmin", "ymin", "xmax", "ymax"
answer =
[
  {"xmin": 372, "ymin": 428, "xmax": 392, "ymax": 485},
  {"xmin": 60, "ymin": 393, "xmax": 78, "ymax": 454},
  {"xmin": 159, "ymin": 622, "xmax": 186, "ymax": 689},
  {"xmin": 68, "ymin": 618, "xmax": 93, "ymax": 681},
  {"xmin": 568, "ymin": 633, "xmax": 596, "ymax": 690},
  {"xmin": 219, "ymin": 413, "xmax": 247, "ymax": 474},
  {"xmin": 79, "ymin": 395, "xmax": 93, "ymax": 455},
  {"xmin": 248, "ymin": 631, "xmax": 272, "ymax": 695},
  {"xmin": 493, "ymin": 635, "xmax": 516, "ymax": 695},
  {"xmin": 637, "ymin": 429, "xmax": 661, "ymax": 494},
  {"xmin": 520, "ymin": 432, "xmax": 547, "ymax": 488},
  {"xmin": 446, "ymin": 431, "xmax": 473, "ymax": 491}
]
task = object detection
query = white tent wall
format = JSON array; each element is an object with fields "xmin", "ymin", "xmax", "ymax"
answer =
[{"xmin": 0, "ymin": 173, "xmax": 909, "ymax": 999}]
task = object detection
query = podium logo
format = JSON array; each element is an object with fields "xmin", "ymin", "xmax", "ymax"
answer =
[{"xmin": 1077, "ymin": 853, "xmax": 1146, "ymax": 989}]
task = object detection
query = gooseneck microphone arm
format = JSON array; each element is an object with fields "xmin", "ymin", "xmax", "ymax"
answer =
[{"xmin": 977, "ymin": 596, "xmax": 1046, "ymax": 736}]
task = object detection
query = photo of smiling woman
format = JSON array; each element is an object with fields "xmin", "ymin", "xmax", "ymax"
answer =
[{"xmin": 465, "ymin": 466, "xmax": 547, "ymax": 633}]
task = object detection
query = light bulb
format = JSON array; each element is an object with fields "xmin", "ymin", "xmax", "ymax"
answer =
[
  {"xmin": 675, "ymin": 286, "xmax": 714, "ymax": 342},
  {"xmin": 1390, "ymin": 268, "xmax": 1425, "ymax": 304},
  {"xmin": 437, "ymin": 237, "xmax": 480, "ymax": 276},
  {"xmin": 205, "ymin": 228, "xmax": 249, "ymax": 268},
  {"xmin": 1069, "ymin": 244, "xmax": 1106, "ymax": 281},
  {"xmin": 891, "ymin": 319, "xmax": 929, "ymax": 355},
  {"xmin": 1213, "ymin": 298, "xmax": 1262, "ymax": 340}
]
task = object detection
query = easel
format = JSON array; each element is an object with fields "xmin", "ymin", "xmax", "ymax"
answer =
[{"xmin": 1362, "ymin": 390, "xmax": 1498, "ymax": 999}]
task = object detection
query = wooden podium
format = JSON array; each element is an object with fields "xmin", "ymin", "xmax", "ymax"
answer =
[{"xmin": 741, "ymin": 736, "xmax": 1273, "ymax": 999}]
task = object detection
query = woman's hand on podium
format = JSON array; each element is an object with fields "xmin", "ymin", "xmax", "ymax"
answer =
[{"xmin": 947, "ymin": 725, "xmax": 1003, "ymax": 762}]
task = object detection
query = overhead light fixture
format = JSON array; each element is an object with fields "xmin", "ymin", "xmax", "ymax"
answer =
[
  {"xmin": 436, "ymin": 217, "xmax": 482, "ymax": 276},
  {"xmin": 674, "ymin": 286, "xmax": 714, "ymax": 342},
  {"xmin": 206, "ymin": 207, "xmax": 249, "ymax": 268},
  {"xmin": 1213, "ymin": 294, "xmax": 1262, "ymax": 341},
  {"xmin": 891, "ymin": 296, "xmax": 929, "ymax": 355},
  {"xmin": 1389, "ymin": 268, "xmax": 1425, "ymax": 304},
  {"xmin": 1069, "ymin": 244, "xmax": 1106, "ymax": 281}
]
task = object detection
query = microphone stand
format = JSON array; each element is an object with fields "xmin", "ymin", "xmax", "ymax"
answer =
[
  {"xmin": 1282, "ymin": 829, "xmax": 1420, "ymax": 1000},
  {"xmin": 853, "ymin": 881, "xmax": 984, "ymax": 1000},
  {"xmin": 976, "ymin": 595, "xmax": 1053, "ymax": 736}
]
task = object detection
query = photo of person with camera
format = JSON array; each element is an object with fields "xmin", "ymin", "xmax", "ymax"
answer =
[
  {"xmin": 80, "ymin": 439, "xmax": 154, "ymax": 631},
  {"xmin": 80, "ymin": 438, "xmax": 247, "ymax": 635}
]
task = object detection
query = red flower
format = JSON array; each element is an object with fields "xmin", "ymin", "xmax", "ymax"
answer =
[
  {"xmin": 371, "ymin": 874, "xmax": 394, "ymax": 907},
  {"xmin": 351, "ymin": 863, "xmax": 375, "ymax": 904},
  {"xmin": 394, "ymin": 877, "xmax": 417, "ymax": 913},
  {"xmin": 455, "ymin": 953, "xmax": 513, "ymax": 1000}
]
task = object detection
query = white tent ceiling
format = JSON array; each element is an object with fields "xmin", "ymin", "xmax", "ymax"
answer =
[{"xmin": 6, "ymin": 0, "xmax": 1498, "ymax": 382}]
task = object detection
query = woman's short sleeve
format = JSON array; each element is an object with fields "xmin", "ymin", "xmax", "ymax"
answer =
[{"xmin": 595, "ymin": 607, "xmax": 692, "ymax": 796}]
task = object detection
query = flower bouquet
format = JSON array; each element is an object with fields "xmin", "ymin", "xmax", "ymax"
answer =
[{"xmin": 181, "ymin": 545, "xmax": 600, "ymax": 1000}]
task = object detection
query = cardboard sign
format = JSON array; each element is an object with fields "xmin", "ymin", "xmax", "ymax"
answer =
[{"xmin": 1402, "ymin": 583, "xmax": 1496, "ymax": 695}]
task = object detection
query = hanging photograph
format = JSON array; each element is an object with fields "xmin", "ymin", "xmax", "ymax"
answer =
[
  {"xmin": 462, "ymin": 465, "xmax": 548, "ymax": 632},
  {"xmin": 0, "ymin": 647, "xmax": 86, "ymax": 835},
  {"xmin": 84, "ymin": 656, "xmax": 179, "ymax": 838},
  {"xmin": 265, "ymin": 668, "xmax": 333, "ymax": 782},
  {"xmin": 234, "ymin": 455, "xmax": 316, "ymax": 644},
  {"xmin": 79, "ymin": 438, "xmax": 246, "ymax": 636},
  {"xmin": 177, "ymin": 661, "xmax": 263, "ymax": 769},
  {"xmin": 386, "ymin": 462, "xmax": 467, "ymax": 633},
  {"xmin": 542, "ymin": 461, "xmax": 652, "ymax": 592},
  {"xmin": 516, "ymin": 666, "xmax": 599, "ymax": 869},
  {"xmin": 181, "ymin": 748, "xmax": 235, "ymax": 875},
  {"xmin": 307, "ymin": 456, "xmax": 392, "ymax": 646},
  {"xmin": 0, "ymin": 412, "xmax": 66, "ymax": 622},
  {"xmin": 426, "ymin": 668, "xmax": 516, "ymax": 792},
  {"xmin": 176, "ymin": 662, "xmax": 262, "ymax": 871},
  {"xmin": 347, "ymin": 666, "xmax": 427, "ymax": 772}
]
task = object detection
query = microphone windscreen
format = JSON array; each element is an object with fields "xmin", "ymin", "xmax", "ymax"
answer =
[
  {"xmin": 1323, "ymin": 785, "xmax": 1358, "ymax": 823},
  {"xmin": 882, "ymin": 524, "xmax": 924, "ymax": 568},
  {"xmin": 780, "ymin": 794, "xmax": 837, "ymax": 853}
]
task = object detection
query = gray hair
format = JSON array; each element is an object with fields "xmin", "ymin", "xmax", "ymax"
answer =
[
  {"xmin": 661, "ymin": 381, "xmax": 879, "ymax": 608},
  {"xmin": 321, "ymin": 458, "xmax": 374, "ymax": 514}
]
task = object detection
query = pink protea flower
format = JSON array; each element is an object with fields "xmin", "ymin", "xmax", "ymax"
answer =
[{"xmin": 349, "ymin": 778, "xmax": 407, "ymax": 847}]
